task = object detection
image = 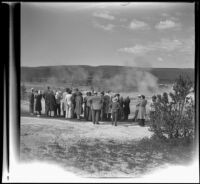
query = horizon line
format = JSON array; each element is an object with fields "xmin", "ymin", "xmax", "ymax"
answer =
[{"xmin": 21, "ymin": 64, "xmax": 195, "ymax": 69}]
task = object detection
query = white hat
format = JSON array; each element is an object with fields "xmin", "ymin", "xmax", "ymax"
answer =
[{"xmin": 112, "ymin": 97, "xmax": 118, "ymax": 102}]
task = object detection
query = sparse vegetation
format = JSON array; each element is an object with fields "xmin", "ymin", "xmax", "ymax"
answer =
[
  {"xmin": 20, "ymin": 121, "xmax": 194, "ymax": 177},
  {"xmin": 149, "ymin": 75, "xmax": 194, "ymax": 143}
]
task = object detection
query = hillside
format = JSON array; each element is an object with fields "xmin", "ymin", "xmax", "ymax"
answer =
[{"xmin": 21, "ymin": 65, "xmax": 194, "ymax": 85}]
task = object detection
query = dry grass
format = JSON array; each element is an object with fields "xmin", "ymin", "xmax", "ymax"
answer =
[{"xmin": 20, "ymin": 116, "xmax": 194, "ymax": 177}]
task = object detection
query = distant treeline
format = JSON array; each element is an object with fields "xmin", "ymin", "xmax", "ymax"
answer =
[{"xmin": 21, "ymin": 65, "xmax": 194, "ymax": 85}]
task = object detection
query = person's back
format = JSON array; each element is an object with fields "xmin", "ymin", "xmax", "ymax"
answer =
[
  {"xmin": 89, "ymin": 92, "xmax": 103, "ymax": 124},
  {"xmin": 49, "ymin": 91, "xmax": 56, "ymax": 111},
  {"xmin": 104, "ymin": 94, "xmax": 111, "ymax": 116},
  {"xmin": 74, "ymin": 92, "xmax": 83, "ymax": 119},
  {"xmin": 90, "ymin": 95, "xmax": 102, "ymax": 110},
  {"xmin": 111, "ymin": 101, "xmax": 120, "ymax": 112},
  {"xmin": 86, "ymin": 95, "xmax": 92, "ymax": 107},
  {"xmin": 123, "ymin": 97, "xmax": 130, "ymax": 120},
  {"xmin": 138, "ymin": 95, "xmax": 147, "ymax": 126},
  {"xmin": 55, "ymin": 91, "xmax": 61, "ymax": 104},
  {"xmin": 29, "ymin": 91, "xmax": 34, "ymax": 104},
  {"xmin": 43, "ymin": 89, "xmax": 51, "ymax": 104},
  {"xmin": 65, "ymin": 93, "xmax": 72, "ymax": 105},
  {"xmin": 140, "ymin": 99, "xmax": 147, "ymax": 107},
  {"xmin": 110, "ymin": 98, "xmax": 120, "ymax": 126},
  {"xmin": 62, "ymin": 91, "xmax": 67, "ymax": 100}
]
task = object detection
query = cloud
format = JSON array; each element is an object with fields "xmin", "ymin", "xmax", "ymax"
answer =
[
  {"xmin": 129, "ymin": 19, "xmax": 149, "ymax": 30},
  {"xmin": 93, "ymin": 21, "xmax": 115, "ymax": 31},
  {"xmin": 118, "ymin": 45, "xmax": 152, "ymax": 55},
  {"xmin": 93, "ymin": 11, "xmax": 115, "ymax": 20},
  {"xmin": 155, "ymin": 20, "xmax": 180, "ymax": 30},
  {"xmin": 154, "ymin": 39, "xmax": 182, "ymax": 51},
  {"xmin": 157, "ymin": 57, "xmax": 164, "ymax": 62},
  {"xmin": 118, "ymin": 38, "xmax": 192, "ymax": 55}
]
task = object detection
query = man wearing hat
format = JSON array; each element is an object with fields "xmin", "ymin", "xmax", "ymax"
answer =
[
  {"xmin": 89, "ymin": 91, "xmax": 103, "ymax": 124},
  {"xmin": 110, "ymin": 96, "xmax": 121, "ymax": 126},
  {"xmin": 84, "ymin": 91, "xmax": 92, "ymax": 121}
]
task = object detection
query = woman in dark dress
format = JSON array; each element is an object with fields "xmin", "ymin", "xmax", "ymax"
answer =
[
  {"xmin": 35, "ymin": 90, "xmax": 43, "ymax": 116},
  {"xmin": 123, "ymin": 96, "xmax": 130, "ymax": 120},
  {"xmin": 49, "ymin": 90, "xmax": 57, "ymax": 117}
]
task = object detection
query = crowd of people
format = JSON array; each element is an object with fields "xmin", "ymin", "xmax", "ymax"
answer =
[{"xmin": 28, "ymin": 86, "xmax": 155, "ymax": 126}]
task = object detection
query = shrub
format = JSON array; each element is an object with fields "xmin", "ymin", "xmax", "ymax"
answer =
[{"xmin": 149, "ymin": 75, "xmax": 194, "ymax": 142}]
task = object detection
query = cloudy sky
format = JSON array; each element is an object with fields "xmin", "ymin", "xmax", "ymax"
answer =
[{"xmin": 21, "ymin": 2, "xmax": 194, "ymax": 68}]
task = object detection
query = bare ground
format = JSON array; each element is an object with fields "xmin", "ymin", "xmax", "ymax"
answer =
[{"xmin": 20, "ymin": 116, "xmax": 194, "ymax": 177}]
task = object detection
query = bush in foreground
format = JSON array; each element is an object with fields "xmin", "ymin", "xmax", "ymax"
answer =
[{"xmin": 149, "ymin": 74, "xmax": 194, "ymax": 143}]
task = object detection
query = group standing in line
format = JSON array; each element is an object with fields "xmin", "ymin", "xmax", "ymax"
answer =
[{"xmin": 28, "ymin": 86, "xmax": 153, "ymax": 127}]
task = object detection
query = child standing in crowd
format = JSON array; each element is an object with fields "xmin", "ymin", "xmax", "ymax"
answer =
[{"xmin": 110, "ymin": 97, "xmax": 121, "ymax": 126}]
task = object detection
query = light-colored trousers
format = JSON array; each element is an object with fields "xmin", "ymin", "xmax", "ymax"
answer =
[{"xmin": 65, "ymin": 102, "xmax": 73, "ymax": 118}]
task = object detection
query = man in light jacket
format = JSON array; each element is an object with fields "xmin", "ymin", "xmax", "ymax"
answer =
[
  {"xmin": 89, "ymin": 91, "xmax": 103, "ymax": 125},
  {"xmin": 133, "ymin": 95, "xmax": 142, "ymax": 122},
  {"xmin": 137, "ymin": 95, "xmax": 147, "ymax": 126}
]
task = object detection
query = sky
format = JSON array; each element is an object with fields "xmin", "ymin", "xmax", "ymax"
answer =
[{"xmin": 21, "ymin": 2, "xmax": 195, "ymax": 68}]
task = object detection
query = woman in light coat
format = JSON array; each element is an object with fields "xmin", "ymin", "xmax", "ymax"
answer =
[{"xmin": 137, "ymin": 95, "xmax": 147, "ymax": 126}]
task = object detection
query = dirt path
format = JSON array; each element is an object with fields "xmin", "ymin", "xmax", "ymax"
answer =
[
  {"xmin": 21, "ymin": 116, "xmax": 153, "ymax": 141},
  {"xmin": 20, "ymin": 116, "xmax": 154, "ymax": 176}
]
